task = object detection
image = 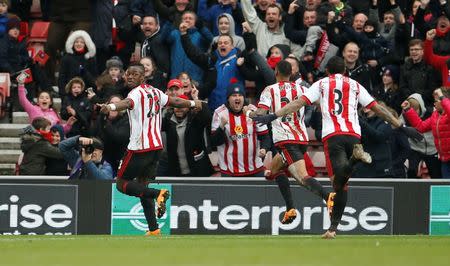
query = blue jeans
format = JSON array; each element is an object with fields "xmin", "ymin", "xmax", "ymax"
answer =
[{"xmin": 441, "ymin": 161, "xmax": 450, "ymax": 178}]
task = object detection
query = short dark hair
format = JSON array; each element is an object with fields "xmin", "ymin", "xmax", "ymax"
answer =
[
  {"xmin": 127, "ymin": 63, "xmax": 145, "ymax": 73},
  {"xmin": 142, "ymin": 15, "xmax": 158, "ymax": 24},
  {"xmin": 409, "ymin": 39, "xmax": 423, "ymax": 48},
  {"xmin": 32, "ymin": 117, "xmax": 51, "ymax": 130},
  {"xmin": 218, "ymin": 34, "xmax": 234, "ymax": 44},
  {"xmin": 326, "ymin": 56, "xmax": 346, "ymax": 74},
  {"xmin": 275, "ymin": 60, "xmax": 292, "ymax": 77}
]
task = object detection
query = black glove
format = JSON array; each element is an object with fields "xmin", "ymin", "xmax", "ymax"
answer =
[
  {"xmin": 252, "ymin": 114, "xmax": 278, "ymax": 125},
  {"xmin": 243, "ymin": 32, "xmax": 257, "ymax": 52},
  {"xmin": 398, "ymin": 126, "xmax": 424, "ymax": 141}
]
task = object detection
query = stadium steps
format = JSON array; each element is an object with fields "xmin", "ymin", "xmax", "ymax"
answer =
[
  {"xmin": 0, "ymin": 137, "xmax": 21, "ymax": 149},
  {"xmin": 13, "ymin": 112, "xmax": 29, "ymax": 124},
  {"xmin": 0, "ymin": 164, "xmax": 16, "ymax": 175},
  {"xmin": 0, "ymin": 150, "xmax": 22, "ymax": 164}
]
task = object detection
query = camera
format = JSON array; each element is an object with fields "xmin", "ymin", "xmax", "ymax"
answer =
[{"xmin": 80, "ymin": 144, "xmax": 95, "ymax": 155}]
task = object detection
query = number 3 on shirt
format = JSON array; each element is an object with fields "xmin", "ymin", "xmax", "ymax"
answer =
[{"xmin": 333, "ymin": 90, "xmax": 343, "ymax": 115}]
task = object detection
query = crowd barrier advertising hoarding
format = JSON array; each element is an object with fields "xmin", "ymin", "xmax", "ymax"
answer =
[
  {"xmin": 0, "ymin": 184, "xmax": 78, "ymax": 235},
  {"xmin": 110, "ymin": 183, "xmax": 393, "ymax": 235},
  {"xmin": 111, "ymin": 184, "xmax": 171, "ymax": 235},
  {"xmin": 429, "ymin": 185, "xmax": 450, "ymax": 235}
]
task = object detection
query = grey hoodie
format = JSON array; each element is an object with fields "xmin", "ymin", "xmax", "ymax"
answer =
[
  {"xmin": 401, "ymin": 93, "xmax": 437, "ymax": 155},
  {"xmin": 211, "ymin": 13, "xmax": 245, "ymax": 52}
]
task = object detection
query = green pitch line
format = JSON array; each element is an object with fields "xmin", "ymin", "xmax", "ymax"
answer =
[{"xmin": 1, "ymin": 235, "xmax": 449, "ymax": 266}]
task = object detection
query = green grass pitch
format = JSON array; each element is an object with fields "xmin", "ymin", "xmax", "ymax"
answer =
[{"xmin": 1, "ymin": 235, "xmax": 449, "ymax": 266}]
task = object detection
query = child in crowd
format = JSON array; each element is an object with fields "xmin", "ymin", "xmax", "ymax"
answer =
[
  {"xmin": 46, "ymin": 124, "xmax": 69, "ymax": 176},
  {"xmin": 140, "ymin": 56, "xmax": 167, "ymax": 90},
  {"xmin": 19, "ymin": 117, "xmax": 64, "ymax": 175},
  {"xmin": 61, "ymin": 77, "xmax": 92, "ymax": 137},
  {"xmin": 17, "ymin": 73, "xmax": 75, "ymax": 134}
]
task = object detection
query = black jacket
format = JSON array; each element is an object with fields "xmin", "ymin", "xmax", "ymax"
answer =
[
  {"xmin": 141, "ymin": 26, "xmax": 171, "ymax": 75},
  {"xmin": 354, "ymin": 116, "xmax": 394, "ymax": 178},
  {"xmin": 58, "ymin": 53, "xmax": 98, "ymax": 96},
  {"xmin": 399, "ymin": 59, "xmax": 441, "ymax": 107},
  {"xmin": 89, "ymin": 112, "xmax": 130, "ymax": 174},
  {"xmin": 162, "ymin": 105, "xmax": 214, "ymax": 177},
  {"xmin": 61, "ymin": 93, "xmax": 92, "ymax": 137},
  {"xmin": 20, "ymin": 133, "xmax": 64, "ymax": 175}
]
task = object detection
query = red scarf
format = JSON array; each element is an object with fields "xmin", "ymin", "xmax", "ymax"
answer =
[
  {"xmin": 267, "ymin": 56, "xmax": 282, "ymax": 69},
  {"xmin": 314, "ymin": 31, "xmax": 330, "ymax": 69},
  {"xmin": 37, "ymin": 130, "xmax": 53, "ymax": 143}
]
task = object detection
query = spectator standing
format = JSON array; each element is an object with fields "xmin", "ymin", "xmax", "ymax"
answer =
[
  {"xmin": 211, "ymin": 83, "xmax": 270, "ymax": 176},
  {"xmin": 140, "ymin": 15, "xmax": 171, "ymax": 76},
  {"xmin": 60, "ymin": 77, "xmax": 92, "ymax": 137},
  {"xmin": 46, "ymin": 125, "xmax": 69, "ymax": 176},
  {"xmin": 140, "ymin": 56, "xmax": 167, "ymax": 91},
  {"xmin": 19, "ymin": 117, "xmax": 64, "ymax": 175},
  {"xmin": 402, "ymin": 93, "xmax": 441, "ymax": 178},
  {"xmin": 90, "ymin": 95, "xmax": 130, "ymax": 175},
  {"xmin": 58, "ymin": 30, "xmax": 98, "ymax": 97},
  {"xmin": 17, "ymin": 73, "xmax": 75, "ymax": 135},
  {"xmin": 402, "ymin": 88, "xmax": 450, "ymax": 178},
  {"xmin": 211, "ymin": 13, "xmax": 245, "ymax": 51},
  {"xmin": 424, "ymin": 29, "xmax": 450, "ymax": 87},
  {"xmin": 0, "ymin": 0, "xmax": 9, "ymax": 36},
  {"xmin": 399, "ymin": 39, "xmax": 441, "ymax": 108},
  {"xmin": 162, "ymin": 94, "xmax": 214, "ymax": 177}
]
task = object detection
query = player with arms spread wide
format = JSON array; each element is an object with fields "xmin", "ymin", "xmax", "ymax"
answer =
[{"xmin": 99, "ymin": 63, "xmax": 202, "ymax": 236}]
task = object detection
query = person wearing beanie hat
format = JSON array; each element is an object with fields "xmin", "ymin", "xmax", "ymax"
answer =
[
  {"xmin": 105, "ymin": 56, "xmax": 124, "ymax": 82},
  {"xmin": 0, "ymin": 15, "xmax": 31, "ymax": 74},
  {"xmin": 373, "ymin": 64, "xmax": 404, "ymax": 114},
  {"xmin": 161, "ymin": 93, "xmax": 214, "ymax": 177},
  {"xmin": 225, "ymin": 82, "xmax": 246, "ymax": 99},
  {"xmin": 211, "ymin": 77, "xmax": 271, "ymax": 177}
]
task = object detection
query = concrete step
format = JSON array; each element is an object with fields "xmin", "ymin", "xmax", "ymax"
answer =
[
  {"xmin": 0, "ymin": 137, "xmax": 20, "ymax": 149},
  {"xmin": 13, "ymin": 112, "xmax": 29, "ymax": 124},
  {"xmin": 0, "ymin": 163, "xmax": 16, "ymax": 175},
  {"xmin": 0, "ymin": 124, "xmax": 28, "ymax": 137},
  {"xmin": 0, "ymin": 150, "xmax": 22, "ymax": 163}
]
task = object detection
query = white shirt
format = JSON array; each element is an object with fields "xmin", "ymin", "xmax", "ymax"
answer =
[
  {"xmin": 126, "ymin": 84, "xmax": 169, "ymax": 151},
  {"xmin": 301, "ymin": 74, "xmax": 376, "ymax": 140}
]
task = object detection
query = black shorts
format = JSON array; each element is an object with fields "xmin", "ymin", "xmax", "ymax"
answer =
[
  {"xmin": 323, "ymin": 135, "xmax": 359, "ymax": 176},
  {"xmin": 117, "ymin": 150, "xmax": 162, "ymax": 180},
  {"xmin": 276, "ymin": 143, "xmax": 307, "ymax": 166}
]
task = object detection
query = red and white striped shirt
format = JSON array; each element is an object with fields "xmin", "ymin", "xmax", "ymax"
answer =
[
  {"xmin": 258, "ymin": 81, "xmax": 309, "ymax": 145},
  {"xmin": 126, "ymin": 84, "xmax": 169, "ymax": 151},
  {"xmin": 301, "ymin": 74, "xmax": 376, "ymax": 141},
  {"xmin": 212, "ymin": 104, "xmax": 268, "ymax": 176}
]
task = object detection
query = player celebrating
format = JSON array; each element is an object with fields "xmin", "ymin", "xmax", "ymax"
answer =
[
  {"xmin": 99, "ymin": 64, "xmax": 202, "ymax": 236},
  {"xmin": 247, "ymin": 60, "xmax": 330, "ymax": 224},
  {"xmin": 252, "ymin": 56, "xmax": 408, "ymax": 238}
]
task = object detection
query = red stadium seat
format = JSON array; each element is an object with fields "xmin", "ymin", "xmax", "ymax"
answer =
[
  {"xmin": 19, "ymin": 21, "xmax": 29, "ymax": 41},
  {"xmin": 28, "ymin": 21, "xmax": 50, "ymax": 43},
  {"xmin": 0, "ymin": 73, "xmax": 11, "ymax": 119}
]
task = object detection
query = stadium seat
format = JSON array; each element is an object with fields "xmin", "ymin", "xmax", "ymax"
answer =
[
  {"xmin": 30, "ymin": 0, "xmax": 43, "ymax": 19},
  {"xmin": 0, "ymin": 73, "xmax": 11, "ymax": 119},
  {"xmin": 18, "ymin": 21, "xmax": 29, "ymax": 42},
  {"xmin": 28, "ymin": 21, "xmax": 50, "ymax": 43}
]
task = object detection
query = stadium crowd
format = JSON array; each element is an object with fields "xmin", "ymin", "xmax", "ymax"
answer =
[{"xmin": 1, "ymin": 0, "xmax": 449, "ymax": 178}]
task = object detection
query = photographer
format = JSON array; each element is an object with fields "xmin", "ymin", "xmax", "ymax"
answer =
[{"xmin": 59, "ymin": 136, "xmax": 113, "ymax": 180}]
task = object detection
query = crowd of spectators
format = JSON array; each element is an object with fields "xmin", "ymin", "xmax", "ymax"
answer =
[{"xmin": 1, "ymin": 0, "xmax": 449, "ymax": 178}]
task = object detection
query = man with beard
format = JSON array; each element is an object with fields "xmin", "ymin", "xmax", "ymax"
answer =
[
  {"xmin": 140, "ymin": 15, "xmax": 170, "ymax": 76},
  {"xmin": 98, "ymin": 63, "xmax": 203, "ymax": 236},
  {"xmin": 211, "ymin": 82, "xmax": 271, "ymax": 177}
]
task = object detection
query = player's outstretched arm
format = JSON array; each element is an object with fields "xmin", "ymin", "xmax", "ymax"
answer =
[
  {"xmin": 275, "ymin": 98, "xmax": 308, "ymax": 117},
  {"xmin": 168, "ymin": 97, "xmax": 203, "ymax": 111},
  {"xmin": 371, "ymin": 103, "xmax": 403, "ymax": 128},
  {"xmin": 98, "ymin": 99, "xmax": 132, "ymax": 114}
]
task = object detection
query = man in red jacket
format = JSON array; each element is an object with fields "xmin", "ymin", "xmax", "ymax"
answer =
[{"xmin": 424, "ymin": 29, "xmax": 450, "ymax": 87}]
